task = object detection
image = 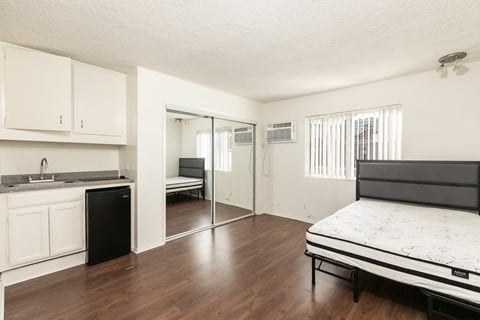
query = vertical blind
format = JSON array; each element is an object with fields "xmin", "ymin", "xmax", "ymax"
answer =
[
  {"xmin": 309, "ymin": 114, "xmax": 347, "ymax": 178},
  {"xmin": 196, "ymin": 130, "xmax": 212, "ymax": 170},
  {"xmin": 307, "ymin": 105, "xmax": 402, "ymax": 178},
  {"xmin": 215, "ymin": 127, "xmax": 232, "ymax": 172},
  {"xmin": 196, "ymin": 127, "xmax": 232, "ymax": 172}
]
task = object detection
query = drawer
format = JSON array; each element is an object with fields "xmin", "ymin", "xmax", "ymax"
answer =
[{"xmin": 7, "ymin": 188, "xmax": 83, "ymax": 209}]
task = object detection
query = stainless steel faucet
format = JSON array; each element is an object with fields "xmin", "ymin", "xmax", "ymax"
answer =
[{"xmin": 40, "ymin": 157, "xmax": 48, "ymax": 180}]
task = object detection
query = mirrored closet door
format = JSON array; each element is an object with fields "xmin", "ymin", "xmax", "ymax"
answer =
[
  {"xmin": 214, "ymin": 119, "xmax": 254, "ymax": 224},
  {"xmin": 165, "ymin": 107, "xmax": 255, "ymax": 239},
  {"xmin": 165, "ymin": 110, "xmax": 213, "ymax": 237}
]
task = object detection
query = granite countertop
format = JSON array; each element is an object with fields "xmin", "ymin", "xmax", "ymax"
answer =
[{"xmin": 0, "ymin": 170, "xmax": 135, "ymax": 193}]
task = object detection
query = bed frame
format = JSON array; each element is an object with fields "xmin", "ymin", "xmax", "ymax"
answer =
[
  {"xmin": 167, "ymin": 158, "xmax": 205, "ymax": 200},
  {"xmin": 306, "ymin": 160, "xmax": 480, "ymax": 319}
]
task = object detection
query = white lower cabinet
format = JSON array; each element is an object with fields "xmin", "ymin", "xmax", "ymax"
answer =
[
  {"xmin": 49, "ymin": 201, "xmax": 84, "ymax": 257},
  {"xmin": 8, "ymin": 206, "xmax": 50, "ymax": 267},
  {"xmin": 6, "ymin": 189, "xmax": 85, "ymax": 268}
]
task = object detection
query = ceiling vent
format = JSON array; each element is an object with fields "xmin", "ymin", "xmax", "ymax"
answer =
[{"xmin": 266, "ymin": 121, "xmax": 296, "ymax": 143}]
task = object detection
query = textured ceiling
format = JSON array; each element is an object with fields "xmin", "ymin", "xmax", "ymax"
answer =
[{"xmin": 0, "ymin": 0, "xmax": 479, "ymax": 103}]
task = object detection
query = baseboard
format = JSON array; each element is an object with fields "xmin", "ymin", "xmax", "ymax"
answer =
[
  {"xmin": 262, "ymin": 211, "xmax": 312, "ymax": 223},
  {"xmin": 1, "ymin": 252, "xmax": 86, "ymax": 286},
  {"xmin": 133, "ymin": 241, "xmax": 165, "ymax": 254}
]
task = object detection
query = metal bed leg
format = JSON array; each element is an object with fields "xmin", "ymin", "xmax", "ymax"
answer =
[
  {"xmin": 311, "ymin": 256, "xmax": 316, "ymax": 285},
  {"xmin": 353, "ymin": 269, "xmax": 359, "ymax": 303},
  {"xmin": 306, "ymin": 251, "xmax": 360, "ymax": 303}
]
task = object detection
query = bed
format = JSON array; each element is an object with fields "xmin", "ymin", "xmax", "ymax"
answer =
[
  {"xmin": 305, "ymin": 160, "xmax": 480, "ymax": 319},
  {"xmin": 166, "ymin": 158, "xmax": 205, "ymax": 199}
]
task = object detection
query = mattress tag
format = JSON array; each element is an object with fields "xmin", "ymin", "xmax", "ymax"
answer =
[{"xmin": 451, "ymin": 268, "xmax": 469, "ymax": 279}]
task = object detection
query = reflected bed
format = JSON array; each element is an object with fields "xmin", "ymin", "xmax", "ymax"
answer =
[{"xmin": 166, "ymin": 158, "xmax": 205, "ymax": 199}]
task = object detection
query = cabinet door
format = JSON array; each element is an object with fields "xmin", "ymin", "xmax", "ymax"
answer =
[
  {"xmin": 4, "ymin": 47, "xmax": 71, "ymax": 132},
  {"xmin": 49, "ymin": 201, "xmax": 84, "ymax": 257},
  {"xmin": 73, "ymin": 62, "xmax": 125, "ymax": 136},
  {"xmin": 8, "ymin": 206, "xmax": 50, "ymax": 267}
]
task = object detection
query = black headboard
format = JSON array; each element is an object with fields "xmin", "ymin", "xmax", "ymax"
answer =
[
  {"xmin": 179, "ymin": 158, "xmax": 205, "ymax": 180},
  {"xmin": 356, "ymin": 160, "xmax": 480, "ymax": 212}
]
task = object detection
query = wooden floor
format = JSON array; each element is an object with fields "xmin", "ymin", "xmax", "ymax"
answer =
[
  {"xmin": 166, "ymin": 197, "xmax": 251, "ymax": 237},
  {"xmin": 6, "ymin": 214, "xmax": 430, "ymax": 320}
]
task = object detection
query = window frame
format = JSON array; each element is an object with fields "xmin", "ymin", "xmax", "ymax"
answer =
[{"xmin": 305, "ymin": 105, "xmax": 402, "ymax": 180}]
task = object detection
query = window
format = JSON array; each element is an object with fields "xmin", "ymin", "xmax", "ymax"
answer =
[
  {"xmin": 307, "ymin": 105, "xmax": 402, "ymax": 178},
  {"xmin": 197, "ymin": 130, "xmax": 212, "ymax": 170},
  {"xmin": 196, "ymin": 127, "xmax": 232, "ymax": 172},
  {"xmin": 215, "ymin": 127, "xmax": 232, "ymax": 172}
]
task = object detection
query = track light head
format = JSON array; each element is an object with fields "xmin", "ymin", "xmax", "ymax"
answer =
[{"xmin": 436, "ymin": 63, "xmax": 445, "ymax": 73}]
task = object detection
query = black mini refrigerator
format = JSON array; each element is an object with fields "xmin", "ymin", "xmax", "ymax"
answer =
[{"xmin": 86, "ymin": 186, "xmax": 131, "ymax": 265}]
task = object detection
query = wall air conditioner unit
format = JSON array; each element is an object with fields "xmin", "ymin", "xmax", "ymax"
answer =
[
  {"xmin": 234, "ymin": 126, "xmax": 253, "ymax": 144},
  {"xmin": 266, "ymin": 121, "xmax": 296, "ymax": 143}
]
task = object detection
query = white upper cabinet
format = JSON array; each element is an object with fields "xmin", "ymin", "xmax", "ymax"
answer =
[
  {"xmin": 73, "ymin": 62, "xmax": 126, "ymax": 137},
  {"xmin": 4, "ymin": 47, "xmax": 71, "ymax": 132}
]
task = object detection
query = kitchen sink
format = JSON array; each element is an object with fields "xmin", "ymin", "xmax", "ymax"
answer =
[
  {"xmin": 29, "ymin": 179, "xmax": 56, "ymax": 184},
  {"xmin": 12, "ymin": 180, "xmax": 66, "ymax": 187}
]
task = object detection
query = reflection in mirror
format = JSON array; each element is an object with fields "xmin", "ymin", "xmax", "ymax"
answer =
[
  {"xmin": 214, "ymin": 119, "xmax": 254, "ymax": 224},
  {"xmin": 165, "ymin": 110, "xmax": 213, "ymax": 237}
]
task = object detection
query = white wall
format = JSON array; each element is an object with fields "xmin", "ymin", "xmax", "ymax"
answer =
[
  {"xmin": 120, "ymin": 67, "xmax": 262, "ymax": 253},
  {"xmin": 165, "ymin": 117, "xmax": 182, "ymax": 177},
  {"xmin": 119, "ymin": 69, "xmax": 138, "ymax": 249},
  {"xmin": 119, "ymin": 69, "xmax": 138, "ymax": 180},
  {"xmin": 262, "ymin": 60, "xmax": 480, "ymax": 224},
  {"xmin": 0, "ymin": 141, "xmax": 120, "ymax": 175},
  {"xmin": 179, "ymin": 118, "xmax": 206, "ymax": 158}
]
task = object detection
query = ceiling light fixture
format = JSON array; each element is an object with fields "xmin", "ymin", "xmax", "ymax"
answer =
[
  {"xmin": 436, "ymin": 63, "xmax": 445, "ymax": 73},
  {"xmin": 436, "ymin": 52, "xmax": 468, "ymax": 77}
]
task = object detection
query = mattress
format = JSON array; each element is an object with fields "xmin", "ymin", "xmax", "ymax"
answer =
[
  {"xmin": 165, "ymin": 176, "xmax": 203, "ymax": 193},
  {"xmin": 306, "ymin": 199, "xmax": 480, "ymax": 304}
]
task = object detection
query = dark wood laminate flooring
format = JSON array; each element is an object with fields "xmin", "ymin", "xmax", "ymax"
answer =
[
  {"xmin": 166, "ymin": 197, "xmax": 251, "ymax": 237},
  {"xmin": 5, "ymin": 214, "xmax": 429, "ymax": 320}
]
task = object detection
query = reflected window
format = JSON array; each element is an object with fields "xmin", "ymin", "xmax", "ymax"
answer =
[
  {"xmin": 196, "ymin": 129, "xmax": 212, "ymax": 169},
  {"xmin": 215, "ymin": 127, "xmax": 232, "ymax": 172},
  {"xmin": 196, "ymin": 127, "xmax": 232, "ymax": 172}
]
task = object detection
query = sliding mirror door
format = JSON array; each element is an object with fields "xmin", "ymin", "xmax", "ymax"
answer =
[
  {"xmin": 214, "ymin": 119, "xmax": 254, "ymax": 224},
  {"xmin": 165, "ymin": 110, "xmax": 213, "ymax": 237}
]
